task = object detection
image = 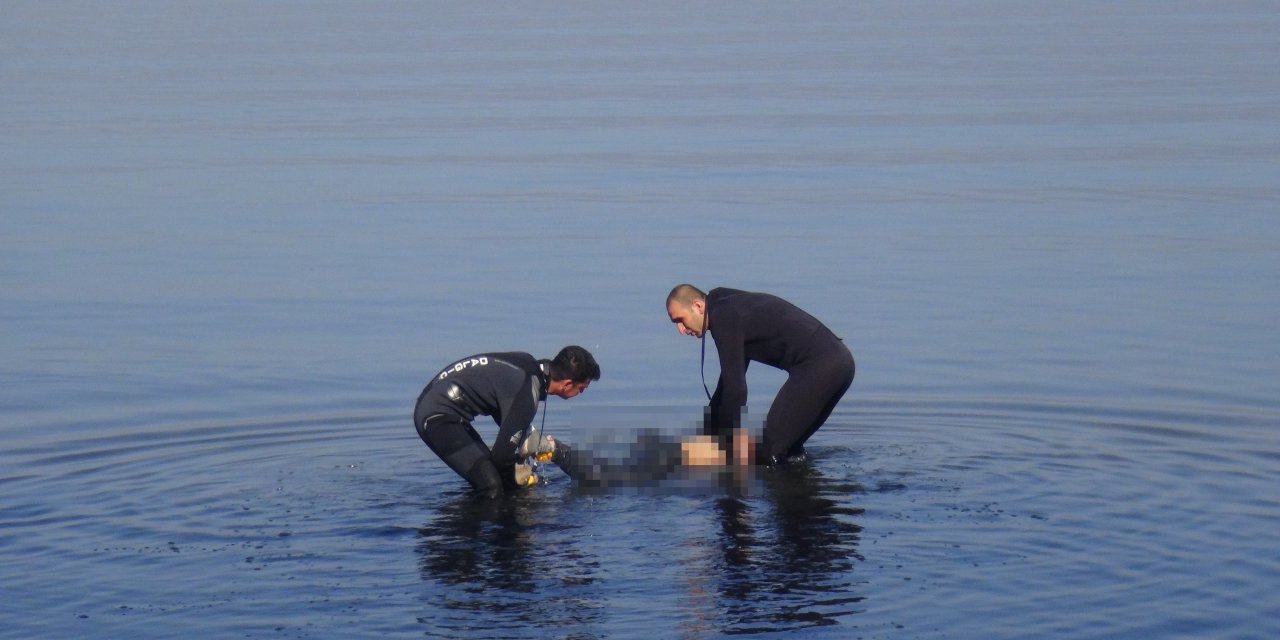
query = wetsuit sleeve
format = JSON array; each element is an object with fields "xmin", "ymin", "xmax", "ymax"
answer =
[
  {"xmin": 710, "ymin": 308, "xmax": 749, "ymax": 435},
  {"xmin": 491, "ymin": 376, "xmax": 538, "ymax": 470}
]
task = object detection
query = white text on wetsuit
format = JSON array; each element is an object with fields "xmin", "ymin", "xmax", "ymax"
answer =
[{"xmin": 437, "ymin": 357, "xmax": 489, "ymax": 380}]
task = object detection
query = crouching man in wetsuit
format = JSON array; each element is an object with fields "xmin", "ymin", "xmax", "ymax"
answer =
[
  {"xmin": 414, "ymin": 346, "xmax": 600, "ymax": 498},
  {"xmin": 665, "ymin": 285, "xmax": 855, "ymax": 466}
]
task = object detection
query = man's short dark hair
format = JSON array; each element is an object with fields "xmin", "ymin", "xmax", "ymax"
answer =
[
  {"xmin": 549, "ymin": 345, "xmax": 601, "ymax": 383},
  {"xmin": 666, "ymin": 283, "xmax": 706, "ymax": 307}
]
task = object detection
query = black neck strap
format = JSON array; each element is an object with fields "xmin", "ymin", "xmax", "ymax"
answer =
[{"xmin": 699, "ymin": 322, "xmax": 712, "ymax": 402}]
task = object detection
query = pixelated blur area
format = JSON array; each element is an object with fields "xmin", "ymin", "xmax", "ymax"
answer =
[{"xmin": 551, "ymin": 406, "xmax": 755, "ymax": 492}]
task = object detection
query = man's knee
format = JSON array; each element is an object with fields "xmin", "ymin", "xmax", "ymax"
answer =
[
  {"xmin": 415, "ymin": 412, "xmax": 511, "ymax": 498},
  {"xmin": 462, "ymin": 459, "xmax": 505, "ymax": 495}
]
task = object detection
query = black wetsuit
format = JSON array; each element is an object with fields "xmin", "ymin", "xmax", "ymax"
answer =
[
  {"xmin": 413, "ymin": 352, "xmax": 548, "ymax": 497},
  {"xmin": 703, "ymin": 288, "xmax": 855, "ymax": 464}
]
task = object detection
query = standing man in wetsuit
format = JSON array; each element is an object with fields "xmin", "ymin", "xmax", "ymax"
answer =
[
  {"xmin": 414, "ymin": 346, "xmax": 600, "ymax": 498},
  {"xmin": 665, "ymin": 285, "xmax": 855, "ymax": 466}
]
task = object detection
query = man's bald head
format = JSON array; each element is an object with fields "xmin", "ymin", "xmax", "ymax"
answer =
[{"xmin": 666, "ymin": 284, "xmax": 706, "ymax": 308}]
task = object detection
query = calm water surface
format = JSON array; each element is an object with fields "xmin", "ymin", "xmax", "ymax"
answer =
[{"xmin": 3, "ymin": 2, "xmax": 1278, "ymax": 638}]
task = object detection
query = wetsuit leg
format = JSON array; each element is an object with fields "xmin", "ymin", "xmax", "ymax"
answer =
[
  {"xmin": 416, "ymin": 414, "xmax": 504, "ymax": 498},
  {"xmin": 760, "ymin": 342, "xmax": 855, "ymax": 463},
  {"xmin": 787, "ymin": 344, "xmax": 855, "ymax": 457}
]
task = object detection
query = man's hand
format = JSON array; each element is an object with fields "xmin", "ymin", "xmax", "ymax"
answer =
[
  {"xmin": 519, "ymin": 432, "xmax": 557, "ymax": 462},
  {"xmin": 731, "ymin": 428, "xmax": 754, "ymax": 466},
  {"xmin": 513, "ymin": 463, "xmax": 539, "ymax": 487}
]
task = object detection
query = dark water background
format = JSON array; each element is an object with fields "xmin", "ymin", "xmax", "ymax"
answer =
[{"xmin": 3, "ymin": 2, "xmax": 1278, "ymax": 638}]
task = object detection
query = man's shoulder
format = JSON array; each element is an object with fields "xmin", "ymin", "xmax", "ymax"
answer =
[
  {"xmin": 709, "ymin": 287, "xmax": 791, "ymax": 307},
  {"xmin": 707, "ymin": 286, "xmax": 748, "ymax": 304},
  {"xmin": 484, "ymin": 351, "xmax": 535, "ymax": 364},
  {"xmin": 444, "ymin": 352, "xmax": 533, "ymax": 368},
  {"xmin": 481, "ymin": 352, "xmax": 541, "ymax": 376},
  {"xmin": 710, "ymin": 289, "xmax": 815, "ymax": 329},
  {"xmin": 439, "ymin": 352, "xmax": 536, "ymax": 380}
]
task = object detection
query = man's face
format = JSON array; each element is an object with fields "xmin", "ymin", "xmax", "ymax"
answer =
[
  {"xmin": 667, "ymin": 300, "xmax": 706, "ymax": 338},
  {"xmin": 554, "ymin": 380, "xmax": 590, "ymax": 399}
]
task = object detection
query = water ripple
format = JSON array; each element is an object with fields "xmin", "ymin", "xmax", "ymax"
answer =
[{"xmin": 0, "ymin": 395, "xmax": 1276, "ymax": 639}]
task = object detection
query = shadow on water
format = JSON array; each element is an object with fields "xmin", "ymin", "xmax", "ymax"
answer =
[
  {"xmin": 413, "ymin": 491, "xmax": 606, "ymax": 639},
  {"xmin": 704, "ymin": 461, "xmax": 868, "ymax": 635}
]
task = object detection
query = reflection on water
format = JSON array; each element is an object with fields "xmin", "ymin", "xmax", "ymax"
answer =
[
  {"xmin": 3, "ymin": 0, "xmax": 1279, "ymax": 637},
  {"xmin": 705, "ymin": 463, "xmax": 866, "ymax": 634},
  {"xmin": 412, "ymin": 460, "xmax": 869, "ymax": 637},
  {"xmin": 415, "ymin": 492, "xmax": 605, "ymax": 639}
]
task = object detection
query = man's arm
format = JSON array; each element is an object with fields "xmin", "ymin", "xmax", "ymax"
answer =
[
  {"xmin": 710, "ymin": 309, "xmax": 749, "ymax": 435},
  {"xmin": 491, "ymin": 375, "xmax": 539, "ymax": 474}
]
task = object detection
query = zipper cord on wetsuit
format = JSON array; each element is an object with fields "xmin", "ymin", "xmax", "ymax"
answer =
[
  {"xmin": 540, "ymin": 397, "xmax": 548, "ymax": 439},
  {"xmin": 530, "ymin": 380, "xmax": 551, "ymax": 475},
  {"xmin": 529, "ymin": 402, "xmax": 545, "ymax": 474}
]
